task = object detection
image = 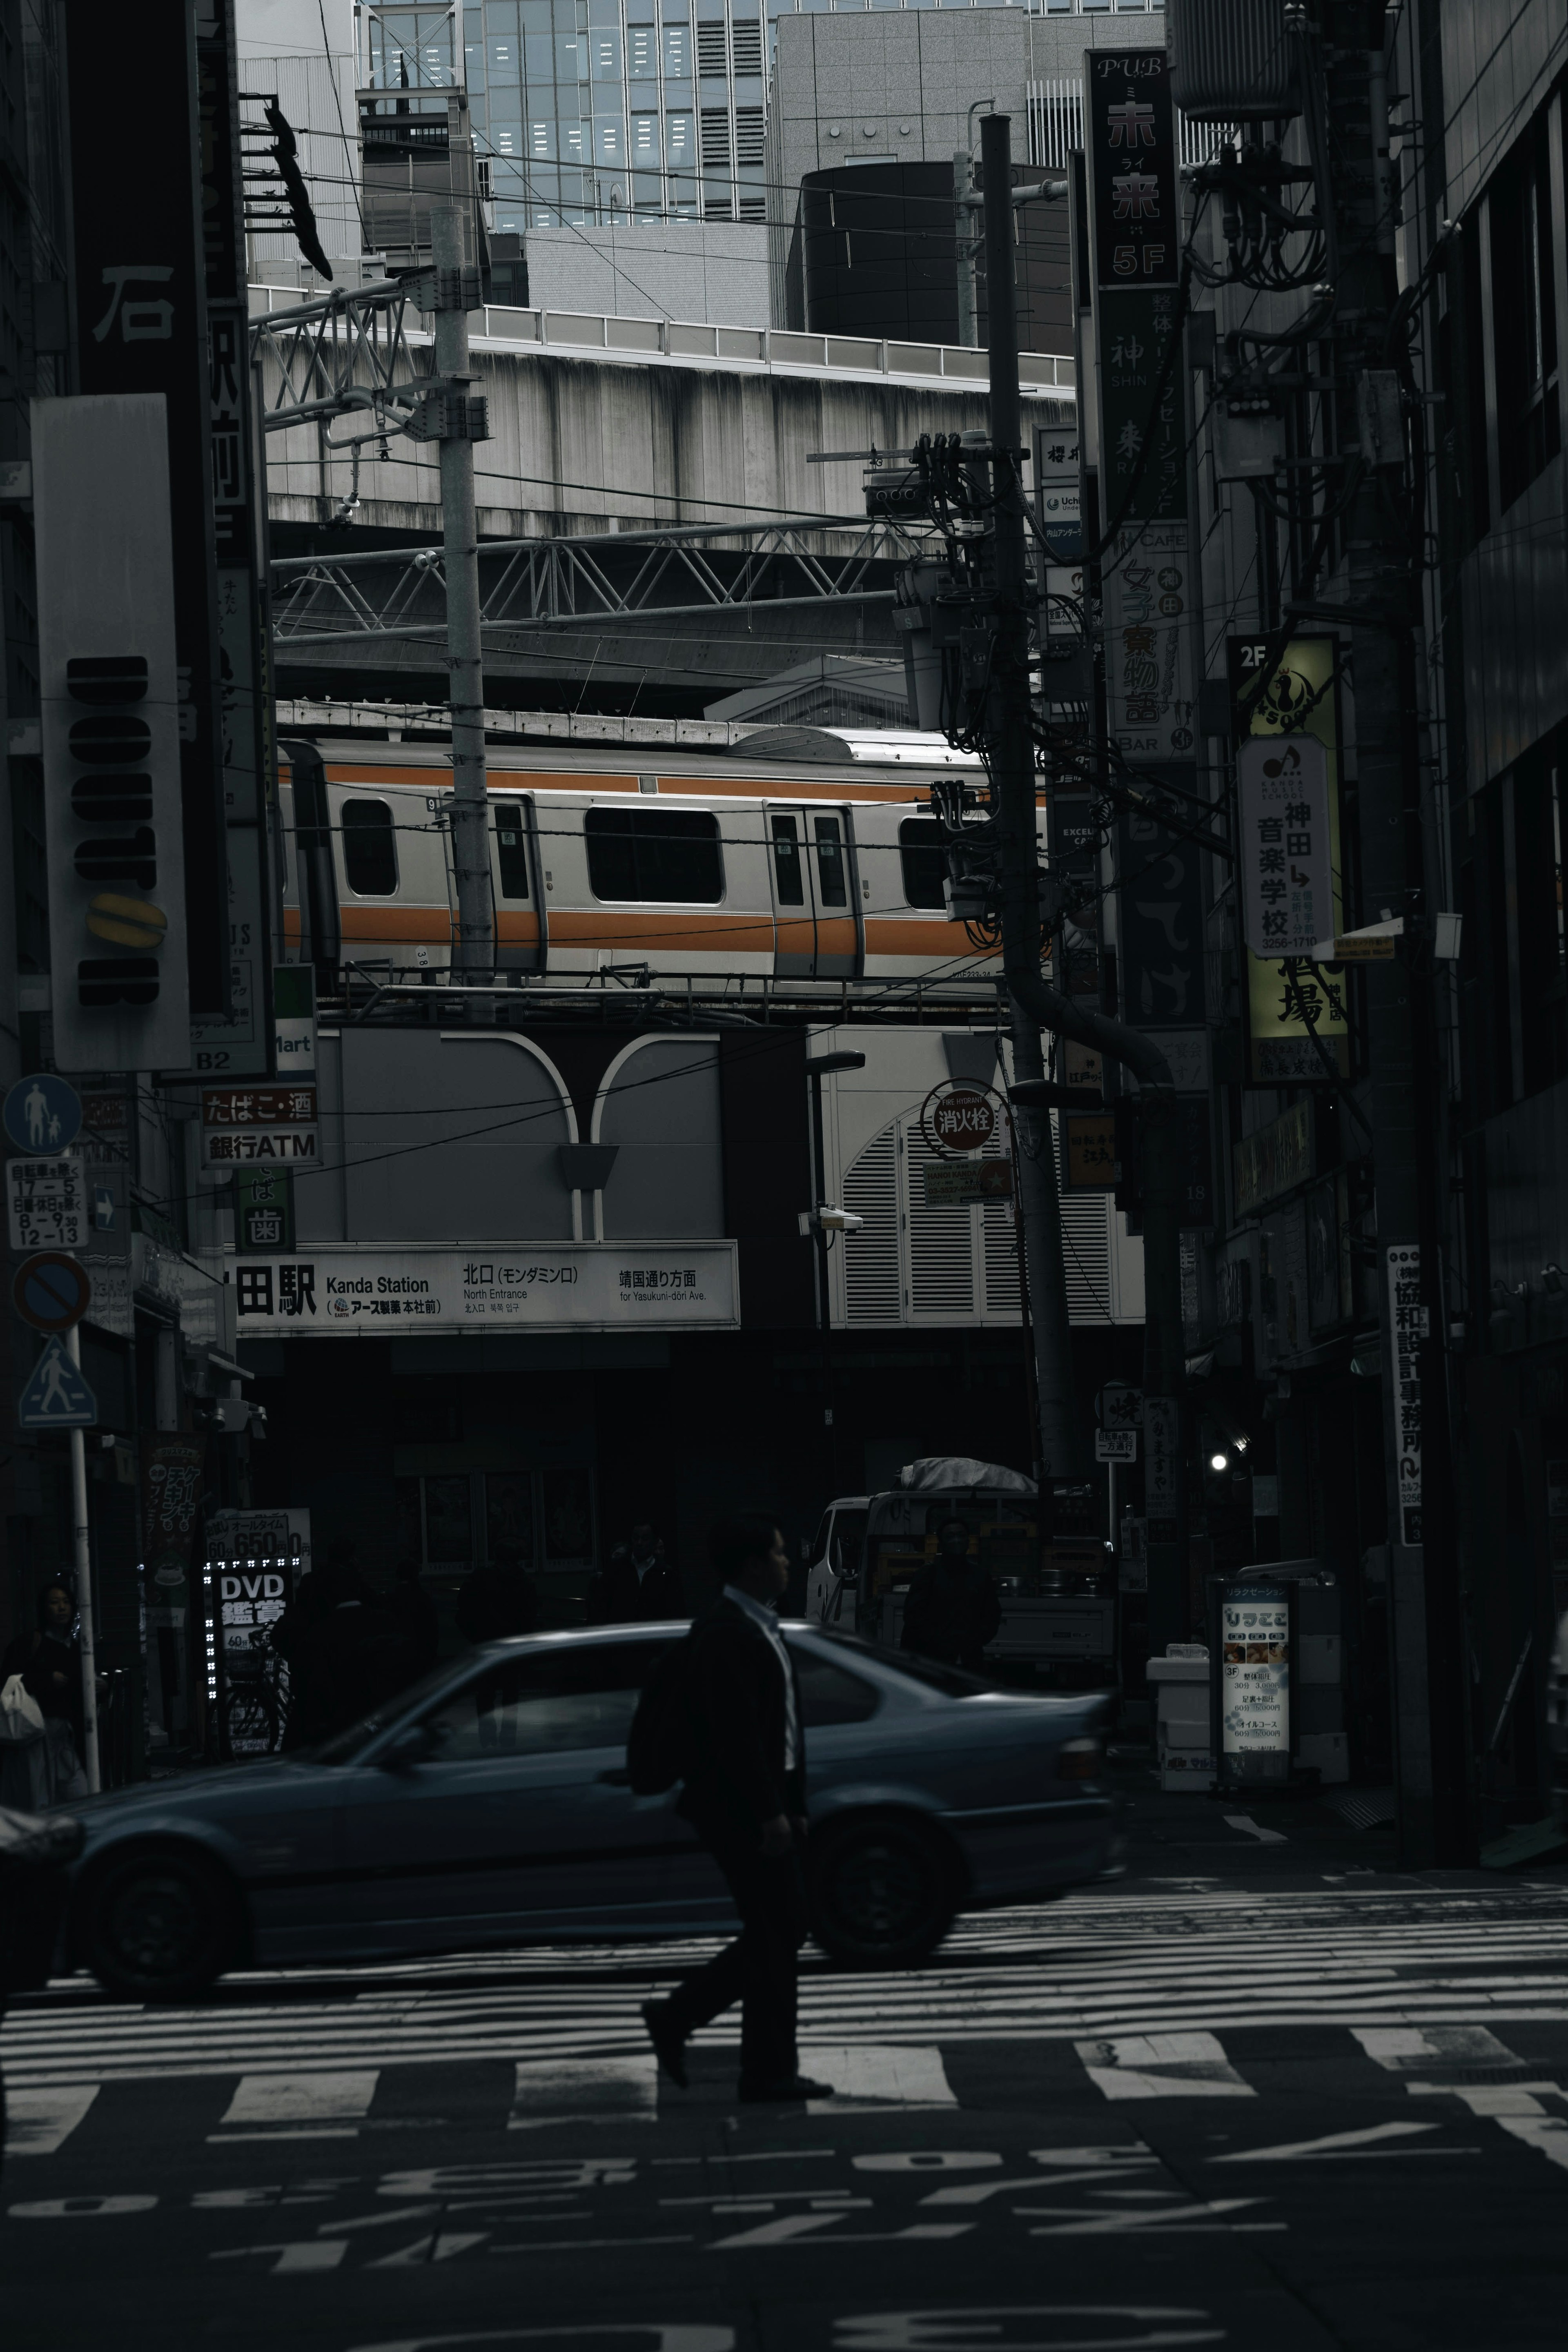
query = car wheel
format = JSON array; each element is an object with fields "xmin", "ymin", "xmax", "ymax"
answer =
[
  {"xmin": 808, "ymin": 1814, "xmax": 955, "ymax": 1969},
  {"xmin": 84, "ymin": 1847, "xmax": 241, "ymax": 2002}
]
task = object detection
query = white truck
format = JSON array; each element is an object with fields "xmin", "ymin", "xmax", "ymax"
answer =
[{"xmin": 804, "ymin": 1457, "xmax": 1116, "ymax": 1685}]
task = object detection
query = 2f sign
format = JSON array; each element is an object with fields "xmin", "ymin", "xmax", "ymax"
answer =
[{"xmin": 1238, "ymin": 734, "xmax": 1333, "ymax": 959}]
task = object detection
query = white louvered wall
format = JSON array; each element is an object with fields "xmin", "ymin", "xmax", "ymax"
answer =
[{"xmin": 838, "ymin": 1117, "xmax": 1123, "ymax": 1330}]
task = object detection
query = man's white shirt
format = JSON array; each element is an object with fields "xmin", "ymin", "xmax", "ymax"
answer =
[{"xmin": 722, "ymin": 1583, "xmax": 800, "ymax": 1773}]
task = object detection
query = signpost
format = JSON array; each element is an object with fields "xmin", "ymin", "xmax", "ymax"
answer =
[
  {"xmin": 17, "ymin": 1333, "xmax": 98, "ymax": 1429},
  {"xmin": 921, "ymin": 1160, "xmax": 1014, "ymax": 1208},
  {"xmin": 12, "ymin": 1250, "xmax": 92, "ymax": 1333},
  {"xmin": 2, "ymin": 1073, "xmax": 82, "ymax": 1154},
  {"xmin": 11, "ymin": 1261, "xmax": 102, "ymax": 1793},
  {"xmin": 8, "ymin": 1157, "xmax": 88, "ymax": 1251}
]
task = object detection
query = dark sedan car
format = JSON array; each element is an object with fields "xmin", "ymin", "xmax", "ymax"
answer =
[{"xmin": 63, "ymin": 1623, "xmax": 1118, "ymax": 1999}]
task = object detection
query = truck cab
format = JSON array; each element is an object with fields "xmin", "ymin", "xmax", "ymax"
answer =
[{"xmin": 807, "ymin": 1463, "xmax": 1116, "ymax": 1686}]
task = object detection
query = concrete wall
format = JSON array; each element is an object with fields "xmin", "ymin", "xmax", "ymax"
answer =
[
  {"xmin": 522, "ymin": 221, "xmax": 770, "ymax": 328},
  {"xmin": 765, "ymin": 8, "xmax": 1166, "ymax": 325}
]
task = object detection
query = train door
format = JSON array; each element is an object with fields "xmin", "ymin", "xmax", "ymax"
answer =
[
  {"xmin": 765, "ymin": 804, "xmax": 859, "ymax": 978},
  {"xmin": 491, "ymin": 793, "xmax": 544, "ymax": 973}
]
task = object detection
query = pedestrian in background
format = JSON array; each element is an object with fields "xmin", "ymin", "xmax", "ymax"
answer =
[
  {"xmin": 454, "ymin": 1544, "xmax": 539, "ymax": 1644},
  {"xmin": 641, "ymin": 1513, "xmax": 831, "ymax": 2105},
  {"xmin": 387, "ymin": 1555, "xmax": 441, "ymax": 1681},
  {"xmin": 274, "ymin": 1544, "xmax": 406, "ymax": 1744},
  {"xmin": 588, "ymin": 1520, "xmax": 683, "ymax": 1624},
  {"xmin": 1, "ymin": 1583, "xmax": 89, "ymax": 1802},
  {"xmin": 901, "ymin": 1517, "xmax": 1000, "ymax": 1673}
]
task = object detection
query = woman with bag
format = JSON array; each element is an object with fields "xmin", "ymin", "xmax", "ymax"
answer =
[{"xmin": 1, "ymin": 1584, "xmax": 89, "ymax": 1804}]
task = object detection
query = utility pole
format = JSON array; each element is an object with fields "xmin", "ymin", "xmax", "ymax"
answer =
[
  {"xmin": 980, "ymin": 113, "xmax": 1188, "ymax": 1610},
  {"xmin": 66, "ymin": 1324, "xmax": 101, "ymax": 1793},
  {"xmin": 1319, "ymin": 12, "xmax": 1472, "ymax": 1864},
  {"xmin": 429, "ymin": 203, "xmax": 495, "ymax": 1013}
]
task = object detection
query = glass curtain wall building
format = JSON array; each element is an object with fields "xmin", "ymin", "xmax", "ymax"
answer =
[{"xmin": 359, "ymin": 0, "xmax": 1161, "ymax": 236}]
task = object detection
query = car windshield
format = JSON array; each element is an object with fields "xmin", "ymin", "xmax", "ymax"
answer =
[
  {"xmin": 305, "ymin": 1658, "xmax": 468, "ymax": 1766},
  {"xmin": 791, "ymin": 1623, "xmax": 995, "ymax": 1697}
]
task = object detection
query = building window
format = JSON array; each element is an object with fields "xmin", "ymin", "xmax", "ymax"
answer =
[
  {"xmin": 1491, "ymin": 105, "xmax": 1561, "ymax": 512},
  {"xmin": 735, "ymin": 104, "xmax": 764, "ymax": 163},
  {"xmin": 731, "ymin": 18, "xmax": 763, "ymax": 73},
  {"xmin": 341, "ymin": 798, "xmax": 399, "ymax": 895},
  {"xmin": 699, "ymin": 105, "xmax": 731, "ymax": 166},
  {"xmin": 696, "ymin": 20, "xmax": 728, "ymax": 74},
  {"xmin": 899, "ymin": 815, "xmax": 947, "ymax": 909},
  {"xmin": 584, "ymin": 806, "xmax": 724, "ymax": 901}
]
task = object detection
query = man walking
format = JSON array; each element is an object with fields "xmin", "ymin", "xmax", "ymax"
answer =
[
  {"xmin": 641, "ymin": 1512, "xmax": 831, "ymax": 2105},
  {"xmin": 587, "ymin": 1519, "xmax": 682, "ymax": 1624},
  {"xmin": 902, "ymin": 1516, "xmax": 1000, "ymax": 1673}
]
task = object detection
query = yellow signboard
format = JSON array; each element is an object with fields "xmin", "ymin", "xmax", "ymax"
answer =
[
  {"xmin": 1066, "ymin": 1112, "xmax": 1117, "ymax": 1190},
  {"xmin": 1229, "ymin": 636, "xmax": 1350, "ymax": 1081}
]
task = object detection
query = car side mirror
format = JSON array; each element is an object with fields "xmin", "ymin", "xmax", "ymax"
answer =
[{"xmin": 378, "ymin": 1719, "xmax": 439, "ymax": 1771}]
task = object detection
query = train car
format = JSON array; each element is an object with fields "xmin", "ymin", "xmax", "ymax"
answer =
[{"xmin": 276, "ymin": 726, "xmax": 1034, "ymax": 993}]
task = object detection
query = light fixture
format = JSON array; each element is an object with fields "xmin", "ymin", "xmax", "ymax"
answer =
[{"xmin": 1209, "ymin": 1452, "xmax": 1229, "ymax": 1474}]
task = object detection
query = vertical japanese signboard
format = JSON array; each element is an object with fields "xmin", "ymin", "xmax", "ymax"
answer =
[
  {"xmin": 63, "ymin": 0, "xmax": 229, "ymax": 1020},
  {"xmin": 33, "ymin": 398, "xmax": 192, "ymax": 1073},
  {"xmin": 1229, "ymin": 636, "xmax": 1349, "ymax": 1079},
  {"xmin": 188, "ymin": 0, "xmax": 274, "ymax": 1078},
  {"xmin": 1386, "ymin": 1243, "xmax": 1423, "ymax": 1544},
  {"xmin": 1238, "ymin": 735, "xmax": 1334, "ymax": 957},
  {"xmin": 1086, "ymin": 48, "xmax": 1195, "ymax": 764}
]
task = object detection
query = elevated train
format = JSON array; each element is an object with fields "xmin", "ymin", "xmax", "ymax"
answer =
[{"xmin": 278, "ymin": 726, "xmax": 1033, "ymax": 994}]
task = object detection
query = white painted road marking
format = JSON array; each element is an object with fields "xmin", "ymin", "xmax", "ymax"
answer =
[
  {"xmin": 212, "ymin": 2071, "xmax": 379, "ymax": 2140},
  {"xmin": 1352, "ymin": 2025, "xmax": 1521, "ymax": 2070},
  {"xmin": 1075, "ymin": 2034, "xmax": 1256, "ymax": 2100},
  {"xmin": 1408, "ymin": 2079, "xmax": 1568, "ymax": 2171},
  {"xmin": 3, "ymin": 2085, "xmax": 100, "ymax": 2156},
  {"xmin": 1209, "ymin": 2121, "xmax": 1460, "ymax": 2163},
  {"xmin": 509, "ymin": 2056, "xmax": 658, "ymax": 2129},
  {"xmin": 804, "ymin": 2045, "xmax": 956, "ymax": 2109}
]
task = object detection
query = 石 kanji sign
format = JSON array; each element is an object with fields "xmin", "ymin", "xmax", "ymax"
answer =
[
  {"xmin": 201, "ymin": 1085, "xmax": 318, "ymax": 1172},
  {"xmin": 8, "ymin": 1156, "xmax": 88, "ymax": 1251},
  {"xmin": 1238, "ymin": 734, "xmax": 1333, "ymax": 957},
  {"xmin": 1386, "ymin": 1242, "xmax": 1425, "ymax": 1544}
]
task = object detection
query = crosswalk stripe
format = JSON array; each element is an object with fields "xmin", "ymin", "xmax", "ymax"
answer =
[
  {"xmin": 509, "ymin": 2055, "xmax": 658, "ymax": 2129},
  {"xmin": 1352, "ymin": 2025, "xmax": 1522, "ymax": 2071},
  {"xmin": 2, "ymin": 2086, "xmax": 100, "ymax": 2156},
  {"xmin": 803, "ymin": 2045, "xmax": 956, "ymax": 2109},
  {"xmin": 1075, "ymin": 2032, "xmax": 1256, "ymax": 2100},
  {"xmin": 210, "ymin": 2071, "xmax": 379, "ymax": 2140}
]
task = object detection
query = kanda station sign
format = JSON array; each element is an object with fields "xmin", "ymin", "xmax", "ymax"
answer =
[{"xmin": 922, "ymin": 1082, "xmax": 1004, "ymax": 1159}]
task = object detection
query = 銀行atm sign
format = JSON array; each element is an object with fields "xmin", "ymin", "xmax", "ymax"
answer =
[{"xmin": 201, "ymin": 1085, "xmax": 318, "ymax": 1173}]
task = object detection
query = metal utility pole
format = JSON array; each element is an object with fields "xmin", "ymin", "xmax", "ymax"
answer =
[
  {"xmin": 980, "ymin": 113, "xmax": 1187, "ymax": 1606},
  {"xmin": 806, "ymin": 1050, "xmax": 867, "ymax": 1495},
  {"xmin": 429, "ymin": 204, "xmax": 495, "ymax": 1011},
  {"xmin": 979, "ymin": 112, "xmax": 1079, "ymax": 1483},
  {"xmin": 1320, "ymin": 13, "xmax": 1472, "ymax": 1864},
  {"xmin": 66, "ymin": 1325, "xmax": 101, "ymax": 1793}
]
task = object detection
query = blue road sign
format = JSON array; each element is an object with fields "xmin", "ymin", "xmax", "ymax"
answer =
[
  {"xmin": 3, "ymin": 1073, "xmax": 82, "ymax": 1155},
  {"xmin": 12, "ymin": 1252, "xmax": 91, "ymax": 1333},
  {"xmin": 17, "ymin": 1334, "xmax": 97, "ymax": 1430}
]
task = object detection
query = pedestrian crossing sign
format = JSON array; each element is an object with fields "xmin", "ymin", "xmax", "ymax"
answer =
[{"xmin": 17, "ymin": 1333, "xmax": 97, "ymax": 1428}]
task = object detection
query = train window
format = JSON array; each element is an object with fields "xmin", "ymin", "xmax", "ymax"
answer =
[
  {"xmin": 584, "ymin": 806, "xmax": 723, "ymax": 902},
  {"xmin": 899, "ymin": 816, "xmax": 947, "ymax": 910},
  {"xmin": 341, "ymin": 798, "xmax": 398, "ymax": 895},
  {"xmin": 771, "ymin": 814, "xmax": 804, "ymax": 905},
  {"xmin": 813, "ymin": 814, "xmax": 848, "ymax": 907},
  {"xmin": 495, "ymin": 810, "xmax": 530, "ymax": 899}
]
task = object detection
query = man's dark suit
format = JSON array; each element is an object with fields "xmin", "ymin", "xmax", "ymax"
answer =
[
  {"xmin": 663, "ymin": 1594, "xmax": 808, "ymax": 2088},
  {"xmin": 586, "ymin": 1549, "xmax": 684, "ymax": 1624}
]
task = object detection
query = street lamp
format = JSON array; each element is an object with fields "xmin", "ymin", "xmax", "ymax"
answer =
[{"xmin": 804, "ymin": 1051, "xmax": 867, "ymax": 1495}]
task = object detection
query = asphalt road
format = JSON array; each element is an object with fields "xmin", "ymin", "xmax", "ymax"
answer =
[{"xmin": 6, "ymin": 1815, "xmax": 1568, "ymax": 2352}]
